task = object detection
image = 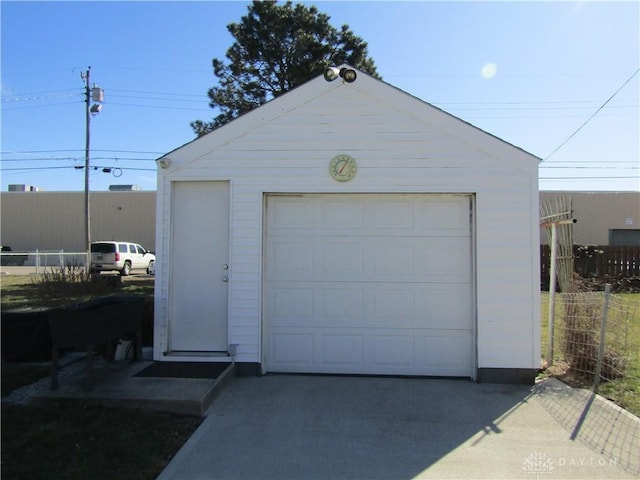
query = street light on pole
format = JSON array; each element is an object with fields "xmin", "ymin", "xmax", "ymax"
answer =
[{"xmin": 80, "ymin": 66, "xmax": 104, "ymax": 271}]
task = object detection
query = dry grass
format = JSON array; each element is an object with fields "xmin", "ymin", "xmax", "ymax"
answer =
[
  {"xmin": 1, "ymin": 272, "xmax": 154, "ymax": 310},
  {"xmin": 541, "ymin": 292, "xmax": 640, "ymax": 416},
  {"xmin": 1, "ymin": 273, "xmax": 185, "ymax": 479}
]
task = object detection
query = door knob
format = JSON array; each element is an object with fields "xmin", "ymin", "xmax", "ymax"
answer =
[{"xmin": 222, "ymin": 276, "xmax": 228, "ymax": 282}]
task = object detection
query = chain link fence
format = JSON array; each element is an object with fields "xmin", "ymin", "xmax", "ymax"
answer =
[
  {"xmin": 0, "ymin": 251, "xmax": 88, "ymax": 274},
  {"xmin": 542, "ymin": 288, "xmax": 640, "ymax": 392}
]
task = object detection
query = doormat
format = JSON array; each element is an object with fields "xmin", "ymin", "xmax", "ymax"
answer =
[{"xmin": 134, "ymin": 362, "xmax": 231, "ymax": 379}]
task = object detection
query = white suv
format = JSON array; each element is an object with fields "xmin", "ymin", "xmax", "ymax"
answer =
[{"xmin": 90, "ymin": 241, "xmax": 155, "ymax": 276}]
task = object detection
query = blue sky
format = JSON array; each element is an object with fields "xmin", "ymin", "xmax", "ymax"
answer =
[{"xmin": 1, "ymin": 0, "xmax": 638, "ymax": 192}]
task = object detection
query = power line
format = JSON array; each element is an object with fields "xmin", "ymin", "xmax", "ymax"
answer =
[
  {"xmin": 1, "ymin": 157, "xmax": 156, "ymax": 162},
  {"xmin": 462, "ymin": 112, "xmax": 632, "ymax": 120},
  {"xmin": 1, "ymin": 165, "xmax": 156, "ymax": 172},
  {"xmin": 109, "ymin": 93, "xmax": 204, "ymax": 104},
  {"xmin": 1, "ymin": 87, "xmax": 82, "ymax": 97},
  {"xmin": 1, "ymin": 166, "xmax": 73, "ymax": 171},
  {"xmin": 2, "ymin": 163, "xmax": 637, "ymax": 179},
  {"xmin": 96, "ymin": 64, "xmax": 210, "ymax": 74},
  {"xmin": 434, "ymin": 99, "xmax": 632, "ymax": 106},
  {"xmin": 109, "ymin": 88, "xmax": 204, "ymax": 98},
  {"xmin": 539, "ymin": 160, "xmax": 634, "ymax": 164},
  {"xmin": 540, "ymin": 176, "xmax": 640, "ymax": 180},
  {"xmin": 7, "ymin": 85, "xmax": 636, "ymax": 106},
  {"xmin": 106, "ymin": 101, "xmax": 211, "ymax": 112},
  {"xmin": 1, "ymin": 101, "xmax": 81, "ymax": 110},
  {"xmin": 4, "ymin": 86, "xmax": 636, "ymax": 119},
  {"xmin": 543, "ymin": 67, "xmax": 640, "ymax": 162},
  {"xmin": 446, "ymin": 104, "xmax": 636, "ymax": 112},
  {"xmin": 539, "ymin": 166, "xmax": 638, "ymax": 170},
  {"xmin": 1, "ymin": 149, "xmax": 164, "ymax": 154},
  {"xmin": 91, "ymin": 149, "xmax": 164, "ymax": 154},
  {"xmin": 387, "ymin": 71, "xmax": 636, "ymax": 79},
  {"xmin": 1, "ymin": 92, "xmax": 82, "ymax": 102}
]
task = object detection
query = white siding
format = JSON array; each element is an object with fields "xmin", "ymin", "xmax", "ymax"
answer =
[{"xmin": 155, "ymin": 69, "xmax": 540, "ymax": 372}]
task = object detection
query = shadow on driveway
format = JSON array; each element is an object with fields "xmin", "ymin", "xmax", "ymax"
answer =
[{"xmin": 159, "ymin": 375, "xmax": 635, "ymax": 479}]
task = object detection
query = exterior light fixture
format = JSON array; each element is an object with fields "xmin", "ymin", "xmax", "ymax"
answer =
[
  {"xmin": 340, "ymin": 68, "xmax": 357, "ymax": 83},
  {"xmin": 324, "ymin": 67, "xmax": 340, "ymax": 81},
  {"xmin": 324, "ymin": 66, "xmax": 358, "ymax": 83},
  {"xmin": 90, "ymin": 103, "xmax": 102, "ymax": 114},
  {"xmin": 157, "ymin": 158, "xmax": 172, "ymax": 169}
]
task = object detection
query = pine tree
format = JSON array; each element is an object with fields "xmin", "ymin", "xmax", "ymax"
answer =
[{"xmin": 191, "ymin": 0, "xmax": 379, "ymax": 136}]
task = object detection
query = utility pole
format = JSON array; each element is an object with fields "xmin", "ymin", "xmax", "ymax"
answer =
[
  {"xmin": 82, "ymin": 67, "xmax": 91, "ymax": 269},
  {"xmin": 80, "ymin": 67, "xmax": 104, "ymax": 271}
]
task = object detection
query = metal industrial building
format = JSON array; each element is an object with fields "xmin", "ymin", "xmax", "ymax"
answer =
[
  {"xmin": 0, "ymin": 190, "xmax": 155, "ymax": 252},
  {"xmin": 1, "ymin": 190, "xmax": 637, "ymax": 253}
]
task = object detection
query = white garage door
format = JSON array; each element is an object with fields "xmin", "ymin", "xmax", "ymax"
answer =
[{"xmin": 264, "ymin": 194, "xmax": 474, "ymax": 377}]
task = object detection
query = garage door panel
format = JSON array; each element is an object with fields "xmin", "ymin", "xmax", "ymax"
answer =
[
  {"xmin": 318, "ymin": 288, "xmax": 365, "ymax": 324},
  {"xmin": 271, "ymin": 241, "xmax": 314, "ymax": 275},
  {"xmin": 270, "ymin": 238, "xmax": 470, "ymax": 283},
  {"xmin": 272, "ymin": 195, "xmax": 471, "ymax": 236},
  {"xmin": 321, "ymin": 241, "xmax": 365, "ymax": 276},
  {"xmin": 414, "ymin": 333, "xmax": 472, "ymax": 373},
  {"xmin": 270, "ymin": 332, "xmax": 314, "ymax": 367},
  {"xmin": 268, "ymin": 328, "xmax": 472, "ymax": 375},
  {"xmin": 372, "ymin": 288, "xmax": 415, "ymax": 324},
  {"xmin": 420, "ymin": 284, "xmax": 473, "ymax": 329},
  {"xmin": 369, "ymin": 335, "xmax": 415, "ymax": 367},
  {"xmin": 368, "ymin": 199, "xmax": 415, "ymax": 229},
  {"xmin": 320, "ymin": 335, "xmax": 365, "ymax": 367},
  {"xmin": 420, "ymin": 238, "xmax": 471, "ymax": 282},
  {"xmin": 418, "ymin": 197, "xmax": 470, "ymax": 233},
  {"xmin": 270, "ymin": 199, "xmax": 315, "ymax": 229},
  {"xmin": 318, "ymin": 199, "xmax": 365, "ymax": 228},
  {"xmin": 269, "ymin": 282, "xmax": 471, "ymax": 329},
  {"xmin": 371, "ymin": 242, "xmax": 416, "ymax": 276},
  {"xmin": 270, "ymin": 287, "xmax": 314, "ymax": 321},
  {"xmin": 265, "ymin": 194, "xmax": 474, "ymax": 377}
]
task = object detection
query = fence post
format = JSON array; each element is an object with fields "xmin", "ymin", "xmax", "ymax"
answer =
[
  {"xmin": 547, "ymin": 223, "xmax": 558, "ymax": 367},
  {"xmin": 593, "ymin": 283, "xmax": 611, "ymax": 393}
]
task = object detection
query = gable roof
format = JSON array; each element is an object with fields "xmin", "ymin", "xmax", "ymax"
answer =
[{"xmin": 158, "ymin": 65, "xmax": 541, "ymax": 170}]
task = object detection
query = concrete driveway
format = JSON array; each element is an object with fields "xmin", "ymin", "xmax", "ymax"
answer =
[{"xmin": 158, "ymin": 375, "xmax": 638, "ymax": 480}]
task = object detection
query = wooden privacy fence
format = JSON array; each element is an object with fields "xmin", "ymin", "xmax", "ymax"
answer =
[{"xmin": 541, "ymin": 245, "xmax": 640, "ymax": 289}]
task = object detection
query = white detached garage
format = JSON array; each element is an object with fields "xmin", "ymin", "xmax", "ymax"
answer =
[{"xmin": 154, "ymin": 66, "xmax": 541, "ymax": 383}]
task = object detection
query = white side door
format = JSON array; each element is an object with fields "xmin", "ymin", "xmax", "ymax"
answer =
[{"xmin": 169, "ymin": 181, "xmax": 230, "ymax": 352}]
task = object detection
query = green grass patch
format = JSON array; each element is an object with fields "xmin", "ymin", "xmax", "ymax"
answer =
[
  {"xmin": 541, "ymin": 291, "xmax": 640, "ymax": 417},
  {"xmin": 1, "ymin": 402, "xmax": 202, "ymax": 480},
  {"xmin": 598, "ymin": 363, "xmax": 640, "ymax": 417},
  {"xmin": 0, "ymin": 274, "xmax": 39, "ymax": 310}
]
